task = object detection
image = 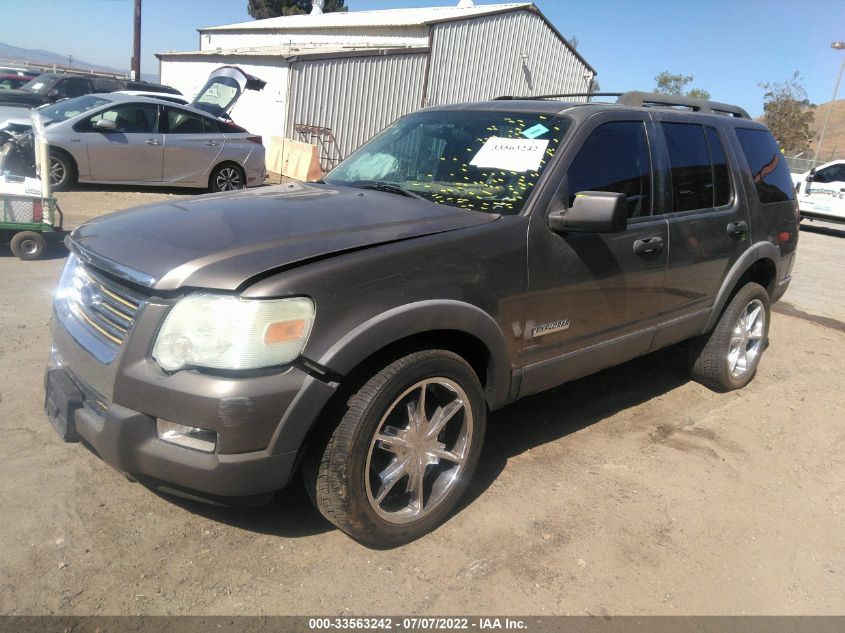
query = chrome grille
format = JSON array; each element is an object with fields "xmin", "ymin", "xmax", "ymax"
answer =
[{"xmin": 55, "ymin": 254, "xmax": 145, "ymax": 362}]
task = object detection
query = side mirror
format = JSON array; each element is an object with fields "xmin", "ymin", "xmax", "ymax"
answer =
[
  {"xmin": 548, "ymin": 191, "xmax": 628, "ymax": 234},
  {"xmin": 46, "ymin": 89, "xmax": 61, "ymax": 99},
  {"xmin": 93, "ymin": 118, "xmax": 117, "ymax": 131},
  {"xmin": 806, "ymin": 168, "xmax": 815, "ymax": 183}
]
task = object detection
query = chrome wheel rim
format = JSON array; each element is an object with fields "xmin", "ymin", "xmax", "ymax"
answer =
[
  {"xmin": 728, "ymin": 298, "xmax": 766, "ymax": 378},
  {"xmin": 20, "ymin": 238, "xmax": 38, "ymax": 255},
  {"xmin": 49, "ymin": 157, "xmax": 65, "ymax": 186},
  {"xmin": 365, "ymin": 378, "xmax": 473, "ymax": 524},
  {"xmin": 215, "ymin": 167, "xmax": 242, "ymax": 191}
]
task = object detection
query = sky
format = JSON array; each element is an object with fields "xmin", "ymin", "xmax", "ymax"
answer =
[{"xmin": 2, "ymin": 0, "xmax": 844, "ymax": 117}]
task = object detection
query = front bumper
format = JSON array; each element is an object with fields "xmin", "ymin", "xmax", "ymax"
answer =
[{"xmin": 45, "ymin": 365, "xmax": 299, "ymax": 499}]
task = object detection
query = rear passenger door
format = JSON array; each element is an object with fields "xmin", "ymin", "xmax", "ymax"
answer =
[
  {"xmin": 162, "ymin": 106, "xmax": 225, "ymax": 185},
  {"xmin": 521, "ymin": 113, "xmax": 669, "ymax": 396},
  {"xmin": 652, "ymin": 115, "xmax": 750, "ymax": 339}
]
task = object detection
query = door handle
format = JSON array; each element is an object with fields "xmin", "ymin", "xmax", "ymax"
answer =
[
  {"xmin": 205, "ymin": 140, "xmax": 218, "ymax": 147},
  {"xmin": 145, "ymin": 139, "xmax": 161, "ymax": 146},
  {"xmin": 727, "ymin": 221, "xmax": 748, "ymax": 237},
  {"xmin": 633, "ymin": 236, "xmax": 664, "ymax": 256}
]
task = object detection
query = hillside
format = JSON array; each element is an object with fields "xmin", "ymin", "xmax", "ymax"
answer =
[
  {"xmin": 809, "ymin": 98, "xmax": 845, "ymax": 161},
  {"xmin": 0, "ymin": 41, "xmax": 157, "ymax": 83}
]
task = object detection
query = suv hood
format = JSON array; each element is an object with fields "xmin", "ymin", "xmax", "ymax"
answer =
[
  {"xmin": 0, "ymin": 89, "xmax": 42, "ymax": 107},
  {"xmin": 68, "ymin": 181, "xmax": 498, "ymax": 292}
]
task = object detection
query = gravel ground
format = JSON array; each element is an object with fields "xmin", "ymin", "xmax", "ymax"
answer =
[{"xmin": 0, "ymin": 186, "xmax": 843, "ymax": 615}]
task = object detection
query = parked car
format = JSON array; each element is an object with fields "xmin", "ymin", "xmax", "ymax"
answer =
[
  {"xmin": 44, "ymin": 92, "xmax": 798, "ymax": 546},
  {"xmin": 0, "ymin": 72, "xmax": 180, "ymax": 108},
  {"xmin": 793, "ymin": 159, "xmax": 845, "ymax": 225},
  {"xmin": 0, "ymin": 74, "xmax": 31, "ymax": 90},
  {"xmin": 28, "ymin": 93, "xmax": 265, "ymax": 191},
  {"xmin": 0, "ymin": 66, "xmax": 40, "ymax": 79}
]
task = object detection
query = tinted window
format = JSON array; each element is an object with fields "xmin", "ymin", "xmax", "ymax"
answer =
[
  {"xmin": 705, "ymin": 126, "xmax": 731, "ymax": 207},
  {"xmin": 88, "ymin": 103, "xmax": 158, "ymax": 133},
  {"xmin": 91, "ymin": 77, "xmax": 123, "ymax": 92},
  {"xmin": 664, "ymin": 123, "xmax": 712, "ymax": 212},
  {"xmin": 165, "ymin": 108, "xmax": 205, "ymax": 134},
  {"xmin": 813, "ymin": 164, "xmax": 845, "ymax": 183},
  {"xmin": 54, "ymin": 77, "xmax": 90, "ymax": 99},
  {"xmin": 735, "ymin": 128, "xmax": 796, "ymax": 204},
  {"xmin": 566, "ymin": 121, "xmax": 652, "ymax": 218}
]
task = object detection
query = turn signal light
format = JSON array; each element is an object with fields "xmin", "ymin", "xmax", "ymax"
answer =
[{"xmin": 264, "ymin": 319, "xmax": 307, "ymax": 345}]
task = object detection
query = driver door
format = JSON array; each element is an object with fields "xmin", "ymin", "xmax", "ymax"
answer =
[{"xmin": 520, "ymin": 113, "xmax": 669, "ymax": 397}]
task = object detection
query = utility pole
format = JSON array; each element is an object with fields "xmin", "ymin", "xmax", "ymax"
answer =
[
  {"xmin": 813, "ymin": 41, "xmax": 845, "ymax": 165},
  {"xmin": 131, "ymin": 0, "xmax": 141, "ymax": 81}
]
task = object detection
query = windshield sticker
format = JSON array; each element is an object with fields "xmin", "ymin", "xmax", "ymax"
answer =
[
  {"xmin": 470, "ymin": 137, "xmax": 550, "ymax": 173},
  {"xmin": 521, "ymin": 124, "xmax": 549, "ymax": 139}
]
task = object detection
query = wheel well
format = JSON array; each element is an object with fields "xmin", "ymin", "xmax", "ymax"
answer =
[
  {"xmin": 737, "ymin": 258, "xmax": 777, "ymax": 296},
  {"xmin": 208, "ymin": 160, "xmax": 244, "ymax": 187},
  {"xmin": 49, "ymin": 146, "xmax": 77, "ymax": 172}
]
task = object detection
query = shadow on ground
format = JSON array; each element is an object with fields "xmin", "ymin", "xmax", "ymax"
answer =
[
  {"xmin": 170, "ymin": 345, "xmax": 691, "ymax": 542},
  {"xmin": 799, "ymin": 221, "xmax": 845, "ymax": 238}
]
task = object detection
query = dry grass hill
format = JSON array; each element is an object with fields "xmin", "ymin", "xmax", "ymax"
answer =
[{"xmin": 810, "ymin": 99, "xmax": 845, "ymax": 161}]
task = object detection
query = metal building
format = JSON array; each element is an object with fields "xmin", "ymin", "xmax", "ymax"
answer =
[{"xmin": 156, "ymin": 3, "xmax": 595, "ymax": 168}]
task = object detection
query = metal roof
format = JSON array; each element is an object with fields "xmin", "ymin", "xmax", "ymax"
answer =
[
  {"xmin": 200, "ymin": 3, "xmax": 533, "ymax": 32},
  {"xmin": 156, "ymin": 44, "xmax": 428, "ymax": 63}
]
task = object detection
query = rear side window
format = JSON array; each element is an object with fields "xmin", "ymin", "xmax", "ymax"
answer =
[
  {"xmin": 663, "ymin": 123, "xmax": 713, "ymax": 212},
  {"xmin": 735, "ymin": 128, "xmax": 795, "ymax": 204},
  {"xmin": 705, "ymin": 127, "xmax": 731, "ymax": 207},
  {"xmin": 566, "ymin": 121, "xmax": 652, "ymax": 218}
]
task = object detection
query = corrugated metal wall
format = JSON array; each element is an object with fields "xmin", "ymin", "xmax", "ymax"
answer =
[
  {"xmin": 426, "ymin": 10, "xmax": 592, "ymax": 105},
  {"xmin": 288, "ymin": 52, "xmax": 427, "ymax": 164}
]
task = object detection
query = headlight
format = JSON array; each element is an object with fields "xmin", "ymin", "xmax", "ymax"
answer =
[{"xmin": 153, "ymin": 294, "xmax": 314, "ymax": 372}]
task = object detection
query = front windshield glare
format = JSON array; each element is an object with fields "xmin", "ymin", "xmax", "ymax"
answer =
[
  {"xmin": 325, "ymin": 111, "xmax": 570, "ymax": 214},
  {"xmin": 37, "ymin": 96, "xmax": 112, "ymax": 122}
]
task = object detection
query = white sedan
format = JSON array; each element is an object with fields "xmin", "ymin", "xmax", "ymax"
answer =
[{"xmin": 794, "ymin": 159, "xmax": 845, "ymax": 225}]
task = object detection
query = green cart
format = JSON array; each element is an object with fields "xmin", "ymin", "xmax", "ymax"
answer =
[{"xmin": 1, "ymin": 194, "xmax": 64, "ymax": 260}]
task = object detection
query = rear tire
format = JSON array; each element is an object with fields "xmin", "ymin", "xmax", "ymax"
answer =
[
  {"xmin": 10, "ymin": 231, "xmax": 46, "ymax": 260},
  {"xmin": 688, "ymin": 282, "xmax": 770, "ymax": 391},
  {"xmin": 304, "ymin": 350, "xmax": 486, "ymax": 547},
  {"xmin": 209, "ymin": 163, "xmax": 245, "ymax": 192},
  {"xmin": 49, "ymin": 150, "xmax": 76, "ymax": 192}
]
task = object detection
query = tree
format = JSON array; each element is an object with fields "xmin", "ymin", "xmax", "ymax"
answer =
[
  {"xmin": 248, "ymin": 0, "xmax": 347, "ymax": 19},
  {"xmin": 654, "ymin": 71, "xmax": 711, "ymax": 101},
  {"xmin": 759, "ymin": 72, "xmax": 815, "ymax": 155}
]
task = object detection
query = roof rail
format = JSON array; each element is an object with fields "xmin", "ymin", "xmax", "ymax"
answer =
[
  {"xmin": 493, "ymin": 90, "xmax": 751, "ymax": 119},
  {"xmin": 615, "ymin": 91, "xmax": 751, "ymax": 118},
  {"xmin": 495, "ymin": 92, "xmax": 622, "ymax": 101}
]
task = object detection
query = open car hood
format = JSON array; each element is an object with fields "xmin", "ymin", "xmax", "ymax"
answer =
[{"xmin": 191, "ymin": 66, "xmax": 266, "ymax": 119}]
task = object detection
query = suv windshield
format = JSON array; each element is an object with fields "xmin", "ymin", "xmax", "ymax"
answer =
[
  {"xmin": 325, "ymin": 110, "xmax": 570, "ymax": 214},
  {"xmin": 37, "ymin": 95, "xmax": 112, "ymax": 123}
]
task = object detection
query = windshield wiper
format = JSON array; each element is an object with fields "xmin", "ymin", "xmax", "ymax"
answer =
[{"xmin": 354, "ymin": 182, "xmax": 424, "ymax": 200}]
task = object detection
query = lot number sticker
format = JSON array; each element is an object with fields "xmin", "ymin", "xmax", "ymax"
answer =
[{"xmin": 470, "ymin": 137, "xmax": 550, "ymax": 173}]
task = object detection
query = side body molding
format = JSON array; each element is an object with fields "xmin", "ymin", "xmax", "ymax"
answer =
[
  {"xmin": 702, "ymin": 241, "xmax": 781, "ymax": 333},
  {"xmin": 317, "ymin": 300, "xmax": 513, "ymax": 411}
]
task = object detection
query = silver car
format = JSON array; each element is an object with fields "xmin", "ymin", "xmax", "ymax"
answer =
[{"xmin": 37, "ymin": 92, "xmax": 265, "ymax": 192}]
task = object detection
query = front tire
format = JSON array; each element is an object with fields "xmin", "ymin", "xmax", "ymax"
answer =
[
  {"xmin": 209, "ymin": 163, "xmax": 245, "ymax": 192},
  {"xmin": 688, "ymin": 282, "xmax": 771, "ymax": 391},
  {"xmin": 305, "ymin": 350, "xmax": 486, "ymax": 546},
  {"xmin": 49, "ymin": 150, "xmax": 76, "ymax": 191}
]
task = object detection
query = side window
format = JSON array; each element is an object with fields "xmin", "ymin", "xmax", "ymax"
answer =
[
  {"xmin": 55, "ymin": 77, "xmax": 90, "ymax": 99},
  {"xmin": 663, "ymin": 123, "xmax": 712, "ymax": 212},
  {"xmin": 705, "ymin": 126, "xmax": 732, "ymax": 207},
  {"xmin": 566, "ymin": 121, "xmax": 652, "ymax": 218},
  {"xmin": 813, "ymin": 164, "xmax": 844, "ymax": 184},
  {"xmin": 202, "ymin": 117, "xmax": 221, "ymax": 133},
  {"xmin": 88, "ymin": 104, "xmax": 158, "ymax": 134},
  {"xmin": 91, "ymin": 78, "xmax": 122, "ymax": 92},
  {"xmin": 735, "ymin": 128, "xmax": 795, "ymax": 204},
  {"xmin": 165, "ymin": 108, "xmax": 205, "ymax": 134}
]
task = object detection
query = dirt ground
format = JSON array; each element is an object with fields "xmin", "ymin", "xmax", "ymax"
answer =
[{"xmin": 0, "ymin": 185, "xmax": 843, "ymax": 616}]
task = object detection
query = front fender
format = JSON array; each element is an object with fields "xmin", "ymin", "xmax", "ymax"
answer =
[{"xmin": 317, "ymin": 300, "xmax": 513, "ymax": 410}]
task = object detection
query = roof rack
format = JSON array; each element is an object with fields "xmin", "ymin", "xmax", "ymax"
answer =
[{"xmin": 493, "ymin": 90, "xmax": 751, "ymax": 119}]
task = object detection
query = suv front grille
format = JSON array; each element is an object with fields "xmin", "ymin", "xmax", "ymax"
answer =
[{"xmin": 55, "ymin": 254, "xmax": 145, "ymax": 363}]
